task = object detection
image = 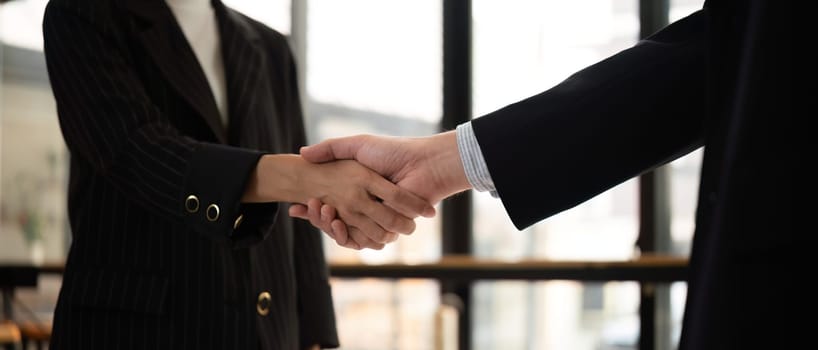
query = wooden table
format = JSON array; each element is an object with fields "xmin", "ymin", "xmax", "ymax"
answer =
[
  {"xmin": 12, "ymin": 254, "xmax": 689, "ymax": 283},
  {"xmin": 0, "ymin": 266, "xmax": 38, "ymax": 321},
  {"xmin": 0, "ymin": 321, "xmax": 21, "ymax": 348},
  {"xmin": 329, "ymin": 254, "xmax": 688, "ymax": 282}
]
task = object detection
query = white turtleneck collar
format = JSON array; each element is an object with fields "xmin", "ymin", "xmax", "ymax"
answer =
[
  {"xmin": 166, "ymin": 0, "xmax": 229, "ymax": 126},
  {"xmin": 166, "ymin": 0, "xmax": 212, "ymax": 10}
]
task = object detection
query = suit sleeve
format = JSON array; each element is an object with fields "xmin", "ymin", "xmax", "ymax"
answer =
[
  {"xmin": 265, "ymin": 34, "xmax": 339, "ymax": 348},
  {"xmin": 472, "ymin": 10, "xmax": 709, "ymax": 230},
  {"xmin": 43, "ymin": 2, "xmax": 274, "ymax": 245}
]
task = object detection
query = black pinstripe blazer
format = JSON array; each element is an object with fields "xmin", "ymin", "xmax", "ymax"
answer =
[{"xmin": 43, "ymin": 0, "xmax": 338, "ymax": 348}]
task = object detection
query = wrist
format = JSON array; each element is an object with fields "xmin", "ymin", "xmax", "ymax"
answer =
[
  {"xmin": 424, "ymin": 131, "xmax": 472, "ymax": 198},
  {"xmin": 243, "ymin": 154, "xmax": 309, "ymax": 203}
]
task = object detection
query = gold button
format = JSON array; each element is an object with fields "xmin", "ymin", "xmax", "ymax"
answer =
[
  {"xmin": 257, "ymin": 291, "xmax": 271, "ymax": 316},
  {"xmin": 233, "ymin": 214, "xmax": 244, "ymax": 230},
  {"xmin": 185, "ymin": 195, "xmax": 199, "ymax": 213},
  {"xmin": 206, "ymin": 204, "xmax": 220, "ymax": 222}
]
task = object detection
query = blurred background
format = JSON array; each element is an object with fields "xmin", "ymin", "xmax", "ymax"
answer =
[{"xmin": 0, "ymin": 0, "xmax": 702, "ymax": 349}]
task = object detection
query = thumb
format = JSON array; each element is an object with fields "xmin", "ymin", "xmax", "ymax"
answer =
[{"xmin": 300, "ymin": 135, "xmax": 367, "ymax": 163}]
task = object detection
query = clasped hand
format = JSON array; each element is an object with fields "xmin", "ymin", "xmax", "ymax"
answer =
[{"xmin": 288, "ymin": 132, "xmax": 472, "ymax": 250}]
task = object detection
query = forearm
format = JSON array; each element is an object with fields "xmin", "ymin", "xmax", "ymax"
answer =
[
  {"xmin": 243, "ymin": 154, "xmax": 368, "ymax": 205},
  {"xmin": 417, "ymin": 131, "xmax": 472, "ymax": 202},
  {"xmin": 242, "ymin": 154, "xmax": 307, "ymax": 203}
]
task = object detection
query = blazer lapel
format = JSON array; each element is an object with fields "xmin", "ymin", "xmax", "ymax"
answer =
[
  {"xmin": 213, "ymin": 1, "xmax": 269, "ymax": 148},
  {"xmin": 123, "ymin": 0, "xmax": 228, "ymax": 144}
]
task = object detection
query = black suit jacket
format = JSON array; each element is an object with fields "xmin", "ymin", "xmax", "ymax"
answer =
[
  {"xmin": 43, "ymin": 0, "xmax": 338, "ymax": 348},
  {"xmin": 473, "ymin": 1, "xmax": 809, "ymax": 349}
]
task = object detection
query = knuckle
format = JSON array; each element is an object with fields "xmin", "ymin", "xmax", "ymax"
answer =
[
  {"xmin": 351, "ymin": 167, "xmax": 371, "ymax": 183},
  {"xmin": 383, "ymin": 185, "xmax": 400, "ymax": 201},
  {"xmin": 392, "ymin": 216, "xmax": 413, "ymax": 234},
  {"xmin": 373, "ymin": 230, "xmax": 390, "ymax": 244},
  {"xmin": 386, "ymin": 215, "xmax": 402, "ymax": 232},
  {"xmin": 405, "ymin": 220, "xmax": 416, "ymax": 234}
]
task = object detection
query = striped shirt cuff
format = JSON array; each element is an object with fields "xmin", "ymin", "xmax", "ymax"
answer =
[{"xmin": 456, "ymin": 122, "xmax": 498, "ymax": 197}]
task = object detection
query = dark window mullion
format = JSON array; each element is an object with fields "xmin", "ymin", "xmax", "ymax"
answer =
[
  {"xmin": 637, "ymin": 2, "xmax": 671, "ymax": 350},
  {"xmin": 441, "ymin": 1, "xmax": 473, "ymax": 349}
]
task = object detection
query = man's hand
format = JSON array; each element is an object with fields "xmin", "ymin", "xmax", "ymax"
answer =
[
  {"xmin": 290, "ymin": 132, "xmax": 473, "ymax": 248},
  {"xmin": 301, "ymin": 132, "xmax": 470, "ymax": 204}
]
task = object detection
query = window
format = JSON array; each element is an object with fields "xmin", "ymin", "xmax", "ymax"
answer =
[
  {"xmin": 305, "ymin": 1, "xmax": 444, "ymax": 348},
  {"xmin": 1, "ymin": 0, "xmax": 66, "ymax": 265},
  {"xmin": 1, "ymin": 0, "xmax": 65, "ymax": 334},
  {"xmin": 471, "ymin": 1, "xmax": 642, "ymax": 349},
  {"xmin": 222, "ymin": 0, "xmax": 290, "ymax": 34},
  {"xmin": 305, "ymin": 0, "xmax": 443, "ymax": 264}
]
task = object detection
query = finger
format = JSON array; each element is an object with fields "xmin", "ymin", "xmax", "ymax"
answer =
[
  {"xmin": 382, "ymin": 231, "xmax": 400, "ymax": 243},
  {"xmin": 290, "ymin": 203, "xmax": 336, "ymax": 240},
  {"xmin": 300, "ymin": 135, "xmax": 368, "ymax": 163},
  {"xmin": 337, "ymin": 236, "xmax": 359, "ymax": 250},
  {"xmin": 350, "ymin": 208, "xmax": 404, "ymax": 244},
  {"xmin": 320, "ymin": 204, "xmax": 337, "ymax": 223},
  {"xmin": 346, "ymin": 226, "xmax": 385, "ymax": 250},
  {"xmin": 288, "ymin": 203, "xmax": 309, "ymax": 219},
  {"xmin": 307, "ymin": 198, "xmax": 322, "ymax": 222},
  {"xmin": 341, "ymin": 208, "xmax": 392, "ymax": 243},
  {"xmin": 337, "ymin": 225, "xmax": 363, "ymax": 250},
  {"xmin": 307, "ymin": 198, "xmax": 335, "ymax": 239},
  {"xmin": 330, "ymin": 219, "xmax": 349, "ymax": 246},
  {"xmin": 318, "ymin": 203, "xmax": 342, "ymax": 242},
  {"xmin": 357, "ymin": 194, "xmax": 417, "ymax": 235},
  {"xmin": 368, "ymin": 177, "xmax": 436, "ymax": 219}
]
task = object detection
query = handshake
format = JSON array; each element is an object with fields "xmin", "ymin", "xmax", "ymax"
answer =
[{"xmin": 244, "ymin": 131, "xmax": 472, "ymax": 250}]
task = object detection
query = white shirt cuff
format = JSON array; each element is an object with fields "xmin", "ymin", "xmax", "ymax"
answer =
[{"xmin": 455, "ymin": 122, "xmax": 498, "ymax": 197}]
